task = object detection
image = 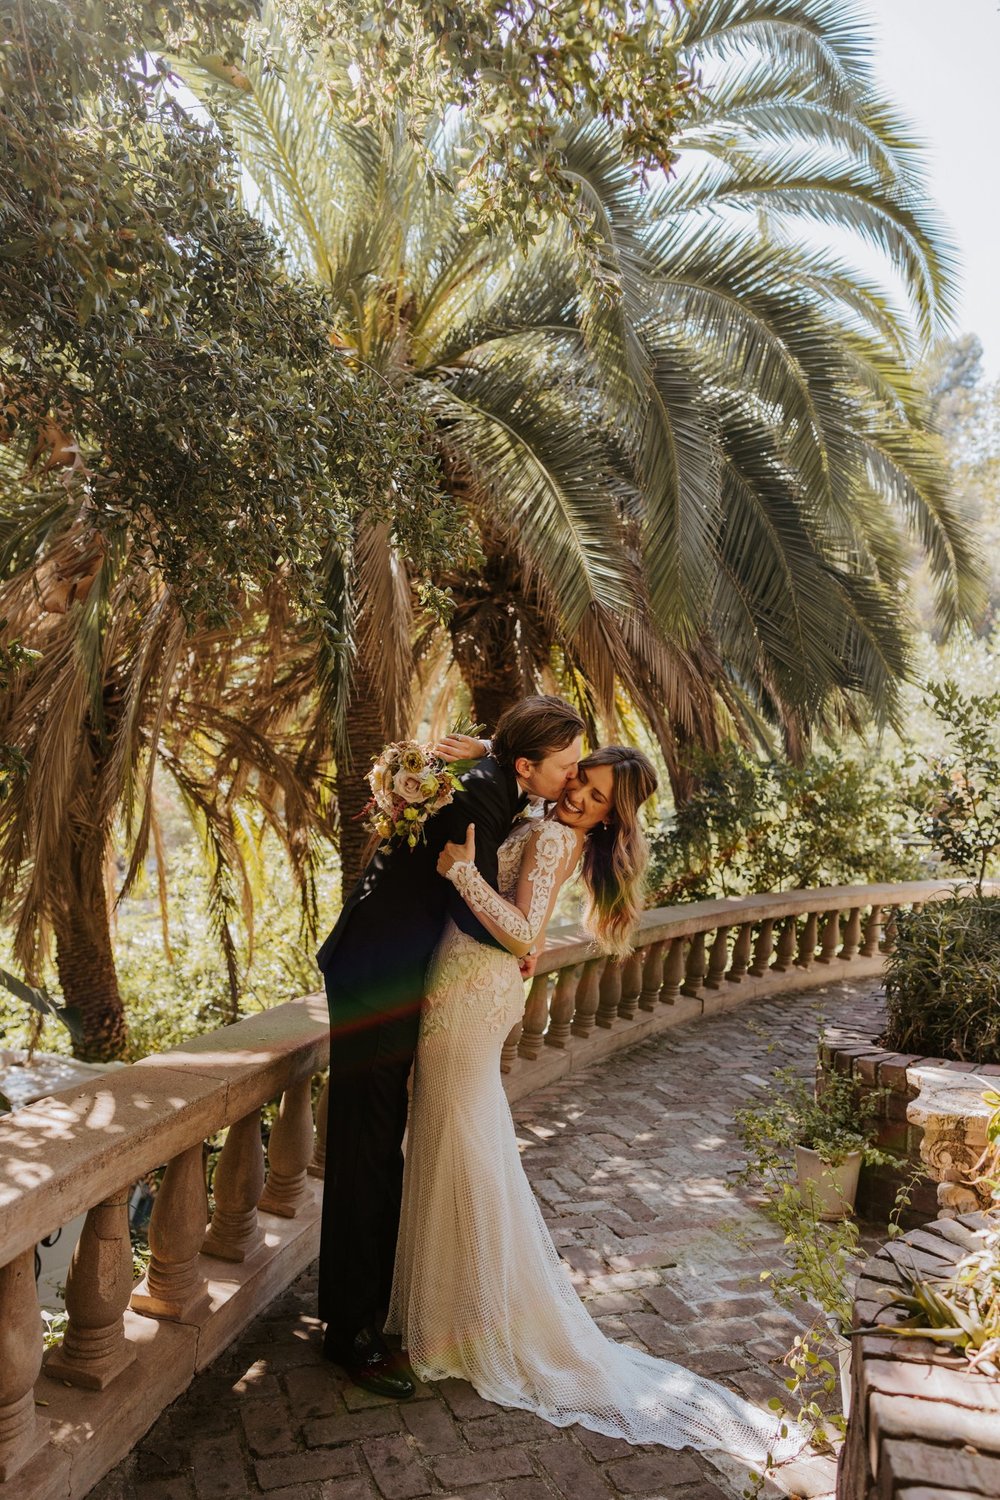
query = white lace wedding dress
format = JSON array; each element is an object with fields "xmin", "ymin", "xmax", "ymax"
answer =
[{"xmin": 386, "ymin": 817, "xmax": 802, "ymax": 1466}]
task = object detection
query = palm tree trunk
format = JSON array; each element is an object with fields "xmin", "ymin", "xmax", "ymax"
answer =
[
  {"xmin": 51, "ymin": 847, "xmax": 127, "ymax": 1062},
  {"xmin": 449, "ymin": 609, "xmax": 535, "ymax": 732},
  {"xmin": 337, "ymin": 654, "xmax": 388, "ymax": 900},
  {"xmin": 466, "ymin": 663, "xmax": 529, "ymax": 733}
]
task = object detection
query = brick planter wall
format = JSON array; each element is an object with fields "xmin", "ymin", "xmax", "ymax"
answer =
[
  {"xmin": 818, "ymin": 1026, "xmax": 1000, "ymax": 1227},
  {"xmin": 838, "ymin": 1212, "xmax": 999, "ymax": 1500}
]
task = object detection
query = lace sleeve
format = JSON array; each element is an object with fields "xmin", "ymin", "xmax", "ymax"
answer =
[{"xmin": 444, "ymin": 820, "xmax": 579, "ymax": 956}]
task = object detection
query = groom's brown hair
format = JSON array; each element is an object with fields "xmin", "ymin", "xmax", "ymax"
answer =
[{"xmin": 492, "ymin": 695, "xmax": 585, "ymax": 768}]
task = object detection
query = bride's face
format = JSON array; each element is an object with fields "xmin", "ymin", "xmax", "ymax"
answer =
[{"xmin": 554, "ymin": 764, "xmax": 616, "ymax": 832}]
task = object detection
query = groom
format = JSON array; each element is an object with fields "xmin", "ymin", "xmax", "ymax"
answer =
[{"xmin": 316, "ymin": 694, "xmax": 585, "ymax": 1397}]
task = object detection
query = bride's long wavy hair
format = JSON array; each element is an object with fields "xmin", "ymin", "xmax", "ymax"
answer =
[{"xmin": 578, "ymin": 746, "xmax": 658, "ymax": 957}]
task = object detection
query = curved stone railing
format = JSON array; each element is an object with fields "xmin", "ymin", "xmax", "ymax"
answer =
[{"xmin": 0, "ymin": 879, "xmax": 970, "ymax": 1498}]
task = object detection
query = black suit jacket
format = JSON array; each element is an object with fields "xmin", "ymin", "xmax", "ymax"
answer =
[{"xmin": 316, "ymin": 756, "xmax": 525, "ymax": 1021}]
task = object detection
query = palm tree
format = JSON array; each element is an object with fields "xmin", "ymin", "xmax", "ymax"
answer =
[
  {"xmin": 0, "ymin": 493, "xmax": 337, "ymax": 1059},
  {"xmin": 183, "ymin": 0, "xmax": 977, "ymax": 892}
]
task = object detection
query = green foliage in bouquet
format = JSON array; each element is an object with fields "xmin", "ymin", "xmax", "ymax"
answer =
[{"xmin": 647, "ymin": 744, "xmax": 920, "ymax": 904}]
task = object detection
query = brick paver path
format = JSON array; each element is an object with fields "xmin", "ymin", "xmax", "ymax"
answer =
[{"xmin": 91, "ymin": 978, "xmax": 887, "ymax": 1500}]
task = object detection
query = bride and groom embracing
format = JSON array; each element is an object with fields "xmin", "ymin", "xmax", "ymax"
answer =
[{"xmin": 314, "ymin": 695, "xmax": 799, "ymax": 1466}]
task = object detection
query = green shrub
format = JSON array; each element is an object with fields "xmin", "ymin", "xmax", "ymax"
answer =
[
  {"xmin": 904, "ymin": 680, "xmax": 1000, "ymax": 895},
  {"xmin": 647, "ymin": 743, "xmax": 921, "ymax": 904},
  {"xmin": 0, "ymin": 833, "xmax": 340, "ymax": 1061},
  {"xmin": 734, "ymin": 1065, "xmax": 889, "ymax": 1169},
  {"xmin": 882, "ymin": 895, "xmax": 1000, "ymax": 1063}
]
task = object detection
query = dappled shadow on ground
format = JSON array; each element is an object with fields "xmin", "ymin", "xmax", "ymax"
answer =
[{"xmin": 90, "ymin": 979, "xmax": 886, "ymax": 1500}]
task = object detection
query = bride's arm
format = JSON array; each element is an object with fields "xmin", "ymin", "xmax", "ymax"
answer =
[{"xmin": 437, "ymin": 821, "xmax": 580, "ymax": 959}]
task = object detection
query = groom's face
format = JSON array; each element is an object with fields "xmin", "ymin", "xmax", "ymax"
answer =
[{"xmin": 515, "ymin": 735, "xmax": 583, "ymax": 802}]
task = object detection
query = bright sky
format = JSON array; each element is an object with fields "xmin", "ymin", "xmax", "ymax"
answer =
[{"xmin": 860, "ymin": 0, "xmax": 1000, "ymax": 373}]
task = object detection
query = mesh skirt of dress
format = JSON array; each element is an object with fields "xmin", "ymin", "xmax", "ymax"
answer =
[{"xmin": 385, "ymin": 918, "xmax": 804, "ymax": 1468}]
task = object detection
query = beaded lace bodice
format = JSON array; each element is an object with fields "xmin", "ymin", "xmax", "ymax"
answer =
[{"xmin": 444, "ymin": 815, "xmax": 578, "ymax": 952}]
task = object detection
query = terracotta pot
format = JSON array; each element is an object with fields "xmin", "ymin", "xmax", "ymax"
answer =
[{"xmin": 795, "ymin": 1144, "xmax": 862, "ymax": 1220}]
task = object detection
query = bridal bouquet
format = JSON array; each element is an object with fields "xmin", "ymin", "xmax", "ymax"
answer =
[{"xmin": 363, "ymin": 739, "xmax": 466, "ymax": 853}]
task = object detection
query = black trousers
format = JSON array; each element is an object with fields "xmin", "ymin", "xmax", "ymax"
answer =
[{"xmin": 317, "ymin": 990, "xmax": 421, "ymax": 1349}]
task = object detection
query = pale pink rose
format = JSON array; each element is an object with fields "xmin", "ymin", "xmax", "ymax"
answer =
[{"xmin": 393, "ymin": 769, "xmax": 427, "ymax": 803}]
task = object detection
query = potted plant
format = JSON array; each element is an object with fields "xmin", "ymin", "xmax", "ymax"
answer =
[
  {"xmin": 732, "ymin": 1061, "xmax": 911, "ymax": 1447},
  {"xmin": 735, "ymin": 1066, "xmax": 888, "ymax": 1220}
]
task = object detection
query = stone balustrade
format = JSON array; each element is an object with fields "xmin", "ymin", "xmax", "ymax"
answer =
[{"xmin": 0, "ymin": 879, "xmax": 973, "ymax": 1499}]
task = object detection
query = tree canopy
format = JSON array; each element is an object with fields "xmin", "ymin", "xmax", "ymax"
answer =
[
  {"xmin": 0, "ymin": 0, "xmax": 455, "ymax": 644},
  {"xmin": 282, "ymin": 1, "xmax": 696, "ymax": 251}
]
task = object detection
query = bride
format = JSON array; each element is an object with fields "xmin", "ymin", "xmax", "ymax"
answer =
[{"xmin": 386, "ymin": 745, "xmax": 801, "ymax": 1466}]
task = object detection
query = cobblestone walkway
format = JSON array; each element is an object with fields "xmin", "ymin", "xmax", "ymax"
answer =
[{"xmin": 92, "ymin": 978, "xmax": 886, "ymax": 1500}]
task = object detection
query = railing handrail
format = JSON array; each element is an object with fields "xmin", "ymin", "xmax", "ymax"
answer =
[
  {"xmin": 0, "ymin": 877, "xmax": 989, "ymax": 1267},
  {"xmin": 534, "ymin": 876, "xmax": 993, "ymax": 975}
]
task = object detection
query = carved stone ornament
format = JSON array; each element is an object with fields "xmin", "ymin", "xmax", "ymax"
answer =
[{"xmin": 906, "ymin": 1064, "xmax": 994, "ymax": 1216}]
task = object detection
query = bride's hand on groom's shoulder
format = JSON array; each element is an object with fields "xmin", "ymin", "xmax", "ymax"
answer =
[
  {"xmin": 438, "ymin": 823, "xmax": 475, "ymax": 877},
  {"xmin": 435, "ymin": 733, "xmax": 489, "ymax": 763}
]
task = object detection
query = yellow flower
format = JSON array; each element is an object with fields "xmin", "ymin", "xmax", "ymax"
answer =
[{"xmin": 403, "ymin": 806, "xmax": 420, "ymax": 822}]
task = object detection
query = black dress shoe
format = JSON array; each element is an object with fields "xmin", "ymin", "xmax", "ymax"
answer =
[{"xmin": 323, "ymin": 1324, "xmax": 416, "ymax": 1400}]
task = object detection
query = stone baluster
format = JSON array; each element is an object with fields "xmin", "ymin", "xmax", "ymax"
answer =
[
  {"xmin": 596, "ymin": 959, "xmax": 623, "ymax": 1028},
  {"xmin": 880, "ymin": 906, "xmax": 899, "ymax": 953},
  {"xmin": 259, "ymin": 1076, "xmax": 314, "ymax": 1218},
  {"xmin": 840, "ymin": 906, "xmax": 863, "ymax": 961},
  {"xmin": 638, "ymin": 940, "xmax": 666, "ymax": 1012},
  {"xmin": 748, "ymin": 919, "xmax": 775, "ymax": 977},
  {"xmin": 860, "ymin": 904, "xmax": 883, "ymax": 958},
  {"xmin": 308, "ymin": 1077, "xmax": 329, "ymax": 1179},
  {"xmin": 680, "ymin": 930, "xmax": 707, "ymax": 998},
  {"xmin": 771, "ymin": 915, "xmax": 798, "ymax": 973},
  {"xmin": 546, "ymin": 963, "xmax": 580, "ymax": 1049},
  {"xmin": 131, "ymin": 1142, "xmax": 209, "ymax": 1320},
  {"xmin": 617, "ymin": 949, "xmax": 644, "ymax": 1020},
  {"xmin": 816, "ymin": 909, "xmax": 841, "ymax": 964},
  {"xmin": 202, "ymin": 1109, "xmax": 266, "ymax": 1262},
  {"xmin": 660, "ymin": 937, "xmax": 686, "ymax": 1003},
  {"xmin": 45, "ymin": 1191, "xmax": 137, "ymax": 1388},
  {"xmin": 704, "ymin": 927, "xmax": 731, "ymax": 990},
  {"xmin": 726, "ymin": 923, "xmax": 753, "ymax": 983},
  {"xmin": 500, "ymin": 1018, "xmax": 523, "ymax": 1073},
  {"xmin": 0, "ymin": 1250, "xmax": 47, "ymax": 1482},
  {"xmin": 518, "ymin": 973, "xmax": 551, "ymax": 1061},
  {"xmin": 571, "ymin": 957, "xmax": 604, "ymax": 1039},
  {"xmin": 795, "ymin": 911, "xmax": 819, "ymax": 969}
]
